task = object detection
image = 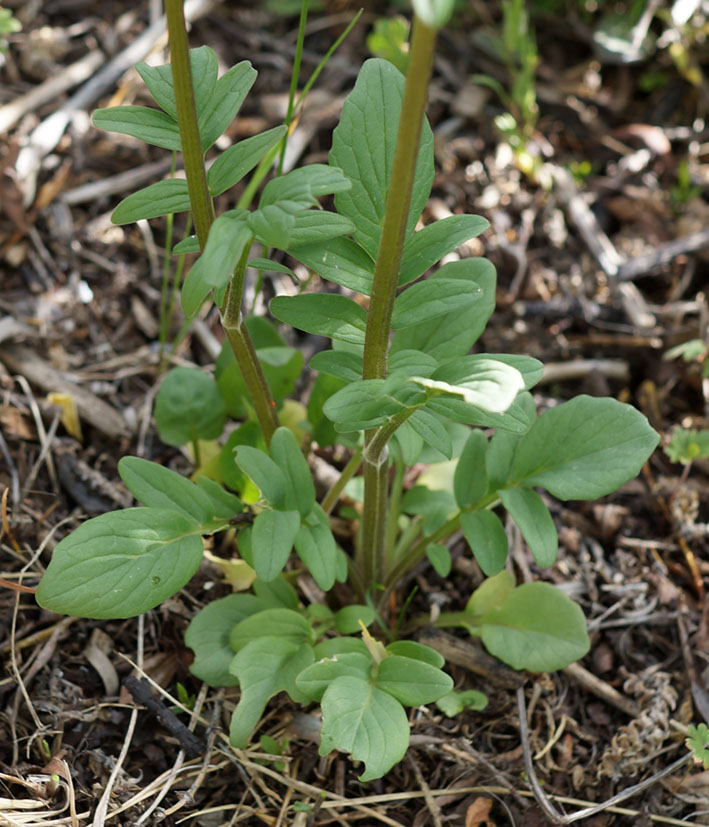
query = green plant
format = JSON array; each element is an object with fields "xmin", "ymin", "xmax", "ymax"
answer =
[
  {"xmin": 687, "ymin": 723, "xmax": 709, "ymax": 769},
  {"xmin": 471, "ymin": 0, "xmax": 539, "ymax": 176},
  {"xmin": 0, "ymin": 5, "xmax": 20, "ymax": 51},
  {"xmin": 35, "ymin": 0, "xmax": 659, "ymax": 780},
  {"xmin": 671, "ymin": 160, "xmax": 702, "ymax": 211}
]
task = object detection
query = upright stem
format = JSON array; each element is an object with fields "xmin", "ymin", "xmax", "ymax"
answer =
[
  {"xmin": 357, "ymin": 16, "xmax": 438, "ymax": 592},
  {"xmin": 165, "ymin": 0, "xmax": 213, "ymax": 248},
  {"xmin": 165, "ymin": 0, "xmax": 278, "ymax": 445}
]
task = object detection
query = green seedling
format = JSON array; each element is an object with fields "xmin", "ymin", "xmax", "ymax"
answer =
[
  {"xmin": 35, "ymin": 0, "xmax": 659, "ymax": 780},
  {"xmin": 687, "ymin": 723, "xmax": 709, "ymax": 769},
  {"xmin": 471, "ymin": 0, "xmax": 539, "ymax": 177}
]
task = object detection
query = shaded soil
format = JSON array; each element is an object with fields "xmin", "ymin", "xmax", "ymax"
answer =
[{"xmin": 0, "ymin": 1, "xmax": 708, "ymax": 825}]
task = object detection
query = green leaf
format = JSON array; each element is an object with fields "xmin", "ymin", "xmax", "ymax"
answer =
[
  {"xmin": 390, "ymin": 349, "xmax": 438, "ymax": 377},
  {"xmin": 436, "ymin": 689, "xmax": 488, "ymax": 717},
  {"xmin": 234, "ymin": 445, "xmax": 287, "ymax": 507},
  {"xmin": 195, "ymin": 476, "xmax": 243, "ymax": 520},
  {"xmin": 136, "ymin": 46, "xmax": 218, "ymax": 121},
  {"xmin": 392, "ymin": 278, "xmax": 481, "ymax": 329},
  {"xmin": 428, "ymin": 390, "xmax": 535, "ymax": 434},
  {"xmin": 324, "ymin": 376, "xmax": 424, "ymax": 431},
  {"xmin": 181, "ymin": 257, "xmax": 212, "ymax": 318},
  {"xmin": 487, "ymin": 429, "xmax": 522, "ymax": 492},
  {"xmin": 111, "ymin": 179, "xmax": 191, "ymax": 224},
  {"xmin": 319, "ymin": 675, "xmax": 409, "ymax": 781},
  {"xmin": 248, "ymin": 258, "xmax": 298, "ymax": 280},
  {"xmin": 250, "ymin": 509, "xmax": 300, "ymax": 581},
  {"xmin": 198, "ymin": 60, "xmax": 257, "ymax": 150},
  {"xmin": 294, "ymin": 505, "xmax": 338, "ymax": 590},
  {"xmin": 687, "ymin": 724, "xmax": 709, "ymax": 769},
  {"xmin": 392, "ymin": 258, "xmax": 496, "ymax": 360},
  {"xmin": 499, "ymin": 487, "xmax": 558, "ymax": 568},
  {"xmin": 510, "ymin": 396, "xmax": 660, "ymax": 499},
  {"xmin": 290, "ymin": 237, "xmax": 374, "ymax": 294},
  {"xmin": 399, "ymin": 215, "xmax": 489, "ymax": 286},
  {"xmin": 407, "ymin": 409, "xmax": 452, "ymax": 458},
  {"xmin": 269, "ymin": 427, "xmax": 315, "ymax": 517},
  {"xmin": 35, "ymin": 508, "xmax": 203, "ymax": 619},
  {"xmin": 466, "ymin": 570, "xmax": 515, "ymax": 617},
  {"xmin": 219, "ymin": 422, "xmax": 264, "ymax": 493},
  {"xmin": 330, "ymin": 59, "xmax": 434, "ymax": 259},
  {"xmin": 260, "ymin": 164, "xmax": 352, "ymax": 209},
  {"xmin": 296, "ymin": 652, "xmax": 372, "ymax": 701},
  {"xmin": 154, "ymin": 367, "xmax": 226, "ymax": 446},
  {"xmin": 307, "ymin": 372, "xmax": 347, "ymax": 448},
  {"xmin": 664, "ymin": 428, "xmax": 709, "ymax": 464},
  {"xmin": 185, "ymin": 593, "xmax": 266, "ymax": 686},
  {"xmin": 208, "ymin": 125, "xmax": 287, "ymax": 196},
  {"xmin": 199, "ymin": 211, "xmax": 252, "ymax": 288},
  {"xmin": 401, "ymin": 485, "xmax": 457, "ymax": 535},
  {"xmin": 218, "ymin": 345, "xmax": 303, "ymax": 415},
  {"xmin": 288, "ymin": 211, "xmax": 356, "ymax": 248},
  {"xmin": 174, "ymin": 234, "xmax": 200, "ymax": 255},
  {"xmin": 472, "ymin": 582, "xmax": 590, "ymax": 672},
  {"xmin": 418, "ymin": 357, "xmax": 525, "ymax": 414},
  {"xmin": 454, "ymin": 429, "xmax": 489, "ymax": 509},
  {"xmin": 386, "ymin": 640, "xmax": 445, "ymax": 668},
  {"xmin": 334, "ymin": 604, "xmax": 377, "ymax": 634},
  {"xmin": 270, "ymin": 294, "xmax": 367, "ymax": 345},
  {"xmin": 314, "ymin": 637, "xmax": 370, "ymax": 659},
  {"xmin": 118, "ymin": 457, "xmax": 215, "ymax": 526},
  {"xmin": 93, "ymin": 105, "xmax": 182, "ymax": 150},
  {"xmin": 229, "ymin": 638, "xmax": 314, "ymax": 747},
  {"xmin": 252, "ymin": 576, "xmax": 300, "ymax": 610},
  {"xmin": 248, "ymin": 204, "xmax": 296, "ymax": 250},
  {"xmin": 460, "ymin": 510, "xmax": 508, "ymax": 576},
  {"xmin": 229, "ymin": 607, "xmax": 309, "ymax": 653},
  {"xmin": 426, "ymin": 543, "xmax": 451, "ymax": 577},
  {"xmin": 376, "ymin": 656, "xmax": 452, "ymax": 705},
  {"xmin": 309, "ymin": 349, "xmax": 362, "ymax": 383}
]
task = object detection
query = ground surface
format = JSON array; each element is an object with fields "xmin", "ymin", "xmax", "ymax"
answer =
[{"xmin": 0, "ymin": 1, "xmax": 708, "ymax": 825}]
